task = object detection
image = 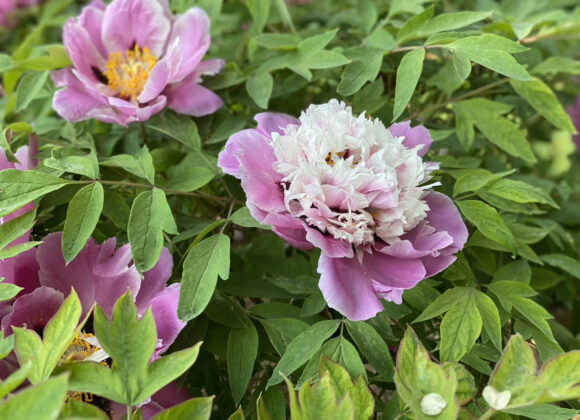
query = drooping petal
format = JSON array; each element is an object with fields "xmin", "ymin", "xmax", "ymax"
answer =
[
  {"xmin": 567, "ymin": 96, "xmax": 580, "ymax": 150},
  {"xmin": 317, "ymin": 255, "xmax": 384, "ymax": 321},
  {"xmin": 424, "ymin": 191, "xmax": 468, "ymax": 250},
  {"xmin": 147, "ymin": 284, "xmax": 185, "ymax": 357},
  {"xmin": 363, "ymin": 251, "xmax": 426, "ymax": 289},
  {"xmin": 421, "ymin": 254, "xmax": 458, "ymax": 277},
  {"xmin": 390, "ymin": 121, "xmax": 433, "ymax": 157},
  {"xmin": 306, "ymin": 229, "xmax": 354, "ymax": 258},
  {"xmin": 136, "ymin": 247, "xmax": 173, "ymax": 310},
  {"xmin": 166, "ymin": 79, "xmax": 223, "ymax": 117},
  {"xmin": 247, "ymin": 203, "xmax": 311, "ymax": 249},
  {"xmin": 1, "ymin": 287, "xmax": 64, "ymax": 335},
  {"xmin": 255, "ymin": 112, "xmax": 300, "ymax": 137},
  {"xmin": 101, "ymin": 0, "xmax": 171, "ymax": 57}
]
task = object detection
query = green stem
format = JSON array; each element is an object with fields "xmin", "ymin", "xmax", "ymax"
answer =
[
  {"xmin": 478, "ymin": 409, "xmax": 495, "ymax": 420},
  {"xmin": 77, "ymin": 180, "xmax": 241, "ymax": 204},
  {"xmin": 126, "ymin": 405, "xmax": 132, "ymax": 420}
]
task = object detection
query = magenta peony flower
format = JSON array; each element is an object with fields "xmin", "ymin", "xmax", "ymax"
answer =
[
  {"xmin": 1, "ymin": 232, "xmax": 185, "ymax": 358},
  {"xmin": 218, "ymin": 100, "xmax": 468, "ymax": 320},
  {"xmin": 51, "ymin": 0, "xmax": 224, "ymax": 126},
  {"xmin": 567, "ymin": 97, "xmax": 580, "ymax": 150}
]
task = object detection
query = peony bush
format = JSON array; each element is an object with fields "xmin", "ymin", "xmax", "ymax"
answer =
[{"xmin": 0, "ymin": 0, "xmax": 580, "ymax": 419}]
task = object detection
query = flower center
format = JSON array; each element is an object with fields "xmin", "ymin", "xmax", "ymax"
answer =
[
  {"xmin": 62, "ymin": 332, "xmax": 109, "ymax": 404},
  {"xmin": 104, "ymin": 45, "xmax": 157, "ymax": 100}
]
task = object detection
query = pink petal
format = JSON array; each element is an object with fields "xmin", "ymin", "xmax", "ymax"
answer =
[
  {"xmin": 306, "ymin": 228, "xmax": 354, "ymax": 258},
  {"xmin": 62, "ymin": 16, "xmax": 106, "ymax": 83},
  {"xmin": 101, "ymin": 0, "xmax": 171, "ymax": 57},
  {"xmin": 219, "ymin": 129, "xmax": 285, "ymax": 213},
  {"xmin": 136, "ymin": 247, "xmax": 173, "ymax": 310},
  {"xmin": 424, "ymin": 191, "xmax": 468, "ymax": 250},
  {"xmin": 255, "ymin": 112, "xmax": 300, "ymax": 137},
  {"xmin": 166, "ymin": 80, "xmax": 223, "ymax": 117},
  {"xmin": 390, "ymin": 121, "xmax": 433, "ymax": 157},
  {"xmin": 164, "ymin": 7, "xmax": 211, "ymax": 82},
  {"xmin": 146, "ymin": 284, "xmax": 185, "ymax": 357},
  {"xmin": 1, "ymin": 287, "xmax": 64, "ymax": 335},
  {"xmin": 363, "ymin": 251, "xmax": 426, "ymax": 289},
  {"xmin": 317, "ymin": 255, "xmax": 384, "ymax": 321}
]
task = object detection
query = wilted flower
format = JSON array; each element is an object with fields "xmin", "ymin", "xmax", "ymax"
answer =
[
  {"xmin": 0, "ymin": 0, "xmax": 42, "ymax": 27},
  {"xmin": 567, "ymin": 96, "xmax": 580, "ymax": 150},
  {"xmin": 218, "ymin": 100, "xmax": 468, "ymax": 320},
  {"xmin": 51, "ymin": 0, "xmax": 224, "ymax": 126}
]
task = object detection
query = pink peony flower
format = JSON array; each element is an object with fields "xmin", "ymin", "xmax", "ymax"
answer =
[
  {"xmin": 567, "ymin": 96, "xmax": 580, "ymax": 150},
  {"xmin": 218, "ymin": 100, "xmax": 468, "ymax": 320},
  {"xmin": 51, "ymin": 0, "xmax": 224, "ymax": 126},
  {"xmin": 1, "ymin": 232, "xmax": 185, "ymax": 359},
  {"xmin": 0, "ymin": 0, "xmax": 42, "ymax": 27}
]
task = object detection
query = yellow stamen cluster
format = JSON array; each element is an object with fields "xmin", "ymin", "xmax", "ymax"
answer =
[
  {"xmin": 104, "ymin": 45, "xmax": 157, "ymax": 101},
  {"xmin": 61, "ymin": 332, "xmax": 104, "ymax": 364}
]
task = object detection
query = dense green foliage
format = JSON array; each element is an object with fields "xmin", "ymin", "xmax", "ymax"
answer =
[{"xmin": 1, "ymin": 0, "xmax": 580, "ymax": 419}]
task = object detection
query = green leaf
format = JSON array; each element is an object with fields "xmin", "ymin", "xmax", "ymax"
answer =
[
  {"xmin": 62, "ymin": 182, "xmax": 104, "ymax": 264},
  {"xmin": 457, "ymin": 200, "xmax": 517, "ymax": 255},
  {"xmin": 504, "ymin": 404, "xmax": 579, "ymax": 420},
  {"xmin": 0, "ymin": 124, "xmax": 31, "ymax": 163},
  {"xmin": 395, "ymin": 327, "xmax": 460, "ymax": 420},
  {"xmin": 259, "ymin": 318, "xmax": 309, "ymax": 355},
  {"xmin": 65, "ymin": 293, "xmax": 202, "ymax": 405},
  {"xmin": 0, "ymin": 207, "xmax": 36, "ymax": 251},
  {"xmin": 164, "ymin": 166, "xmax": 215, "ymax": 192},
  {"xmin": 319, "ymin": 357, "xmax": 374, "ymax": 420},
  {"xmin": 14, "ymin": 290, "xmax": 82, "ymax": 384},
  {"xmin": 440, "ymin": 289, "xmax": 482, "ymax": 361},
  {"xmin": 16, "ymin": 71, "xmax": 49, "ymax": 112},
  {"xmin": 247, "ymin": 0, "xmax": 270, "ymax": 34},
  {"xmin": 147, "ymin": 111, "xmax": 201, "ymax": 150},
  {"xmin": 442, "ymin": 362, "xmax": 476, "ymax": 405},
  {"xmin": 474, "ymin": 291, "xmax": 502, "ymax": 351},
  {"xmin": 337, "ymin": 47, "xmax": 383, "ymax": 96},
  {"xmin": 452, "ymin": 169, "xmax": 515, "ymax": 197},
  {"xmin": 128, "ymin": 189, "xmax": 177, "ymax": 273},
  {"xmin": 540, "ymin": 254, "xmax": 580, "ymax": 279},
  {"xmin": 414, "ymin": 287, "xmax": 471, "ymax": 322},
  {"xmin": 0, "ymin": 283, "xmax": 23, "ymax": 302},
  {"xmin": 452, "ymin": 98, "xmax": 536, "ymax": 162},
  {"xmin": 227, "ymin": 322, "xmax": 259, "ymax": 404},
  {"xmin": 0, "ymin": 169, "xmax": 70, "ymax": 217},
  {"xmin": 231, "ymin": 206, "xmax": 271, "ymax": 230},
  {"xmin": 0, "ymin": 374, "xmax": 68, "ymax": 420},
  {"xmin": 267, "ymin": 320, "xmax": 340, "ymax": 387},
  {"xmin": 0, "ymin": 361, "xmax": 32, "ymax": 399},
  {"xmin": 510, "ymin": 78, "xmax": 576, "ymax": 133},
  {"xmin": 152, "ymin": 397, "xmax": 214, "ymax": 420},
  {"xmin": 246, "ymin": 72, "xmax": 274, "ymax": 109},
  {"xmin": 44, "ymin": 150, "xmax": 99, "ymax": 180},
  {"xmin": 345, "ymin": 321, "xmax": 394, "ymax": 378},
  {"xmin": 392, "ymin": 48, "xmax": 425, "ymax": 121},
  {"xmin": 532, "ymin": 57, "xmax": 580, "ymax": 75},
  {"xmin": 228, "ymin": 406, "xmax": 245, "ymax": 420},
  {"xmin": 417, "ymin": 11, "xmax": 491, "ymax": 36},
  {"xmin": 254, "ymin": 34, "xmax": 299, "ymax": 50},
  {"xmin": 483, "ymin": 179, "xmax": 559, "ymax": 208},
  {"xmin": 59, "ymin": 399, "xmax": 109, "ymax": 420},
  {"xmin": 178, "ymin": 234, "xmax": 230, "ymax": 321},
  {"xmin": 449, "ymin": 34, "xmax": 532, "ymax": 81}
]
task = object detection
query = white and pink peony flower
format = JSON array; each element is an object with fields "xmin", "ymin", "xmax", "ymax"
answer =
[{"xmin": 218, "ymin": 100, "xmax": 468, "ymax": 320}]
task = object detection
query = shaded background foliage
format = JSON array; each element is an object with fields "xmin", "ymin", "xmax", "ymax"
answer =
[{"xmin": 1, "ymin": 0, "xmax": 580, "ymax": 419}]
